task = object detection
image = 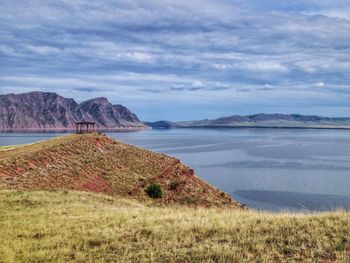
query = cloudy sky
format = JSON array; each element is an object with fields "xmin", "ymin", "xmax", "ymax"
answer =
[{"xmin": 0, "ymin": 0, "xmax": 350, "ymax": 121}]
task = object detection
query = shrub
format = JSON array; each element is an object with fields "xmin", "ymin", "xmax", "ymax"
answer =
[
  {"xmin": 184, "ymin": 196, "xmax": 199, "ymax": 205},
  {"xmin": 169, "ymin": 181, "xmax": 180, "ymax": 190},
  {"xmin": 146, "ymin": 184, "xmax": 163, "ymax": 199}
]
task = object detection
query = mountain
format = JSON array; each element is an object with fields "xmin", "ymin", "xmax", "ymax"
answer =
[
  {"xmin": 143, "ymin": 120, "xmax": 178, "ymax": 129},
  {"xmin": 80, "ymin": 97, "xmax": 143, "ymax": 129},
  {"xmin": 0, "ymin": 91, "xmax": 91, "ymax": 130},
  {"xmin": 176, "ymin": 113, "xmax": 350, "ymax": 129},
  {"xmin": 0, "ymin": 91, "xmax": 146, "ymax": 130},
  {"xmin": 0, "ymin": 133, "xmax": 243, "ymax": 208}
]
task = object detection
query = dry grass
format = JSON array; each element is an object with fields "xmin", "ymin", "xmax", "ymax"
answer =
[
  {"xmin": 0, "ymin": 144, "xmax": 26, "ymax": 151},
  {"xmin": 0, "ymin": 190, "xmax": 349, "ymax": 263}
]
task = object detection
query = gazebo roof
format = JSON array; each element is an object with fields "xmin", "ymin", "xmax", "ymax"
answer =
[{"xmin": 75, "ymin": 121, "xmax": 96, "ymax": 125}]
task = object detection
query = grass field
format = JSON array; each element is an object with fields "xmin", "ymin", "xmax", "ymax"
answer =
[{"xmin": 0, "ymin": 190, "xmax": 349, "ymax": 263}]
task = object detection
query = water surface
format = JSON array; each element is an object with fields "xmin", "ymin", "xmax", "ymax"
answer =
[{"xmin": 1, "ymin": 128, "xmax": 350, "ymax": 211}]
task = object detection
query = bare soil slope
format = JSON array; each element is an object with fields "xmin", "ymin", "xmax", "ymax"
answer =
[{"xmin": 0, "ymin": 133, "xmax": 243, "ymax": 208}]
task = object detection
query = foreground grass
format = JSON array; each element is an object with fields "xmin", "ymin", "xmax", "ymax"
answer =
[
  {"xmin": 0, "ymin": 190, "xmax": 349, "ymax": 262},
  {"xmin": 0, "ymin": 144, "xmax": 26, "ymax": 151}
]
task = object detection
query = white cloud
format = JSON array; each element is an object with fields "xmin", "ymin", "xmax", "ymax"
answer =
[
  {"xmin": 0, "ymin": 45, "xmax": 16, "ymax": 55},
  {"xmin": 25, "ymin": 45, "xmax": 60, "ymax": 55},
  {"xmin": 241, "ymin": 61, "xmax": 289, "ymax": 73},
  {"xmin": 315, "ymin": 82, "xmax": 325, "ymax": 87}
]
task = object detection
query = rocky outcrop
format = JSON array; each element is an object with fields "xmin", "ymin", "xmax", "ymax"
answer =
[
  {"xmin": 0, "ymin": 92, "xmax": 92, "ymax": 130},
  {"xmin": 79, "ymin": 97, "xmax": 144, "ymax": 129},
  {"xmin": 0, "ymin": 92, "xmax": 146, "ymax": 130}
]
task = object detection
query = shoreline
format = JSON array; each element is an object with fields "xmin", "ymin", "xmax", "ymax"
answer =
[
  {"xmin": 0, "ymin": 126, "xmax": 150, "ymax": 133},
  {"xmin": 3, "ymin": 125, "xmax": 350, "ymax": 133},
  {"xmin": 175, "ymin": 125, "xmax": 350, "ymax": 130}
]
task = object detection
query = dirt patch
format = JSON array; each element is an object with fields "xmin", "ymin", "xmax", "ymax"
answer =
[
  {"xmin": 76, "ymin": 175, "xmax": 114, "ymax": 194},
  {"xmin": 15, "ymin": 167, "xmax": 24, "ymax": 174},
  {"xmin": 0, "ymin": 171, "xmax": 10, "ymax": 179}
]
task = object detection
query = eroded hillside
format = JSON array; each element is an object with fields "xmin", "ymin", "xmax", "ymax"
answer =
[{"xmin": 0, "ymin": 133, "xmax": 243, "ymax": 208}]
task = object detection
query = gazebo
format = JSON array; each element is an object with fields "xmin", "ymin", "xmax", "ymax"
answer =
[{"xmin": 75, "ymin": 121, "xmax": 97, "ymax": 134}]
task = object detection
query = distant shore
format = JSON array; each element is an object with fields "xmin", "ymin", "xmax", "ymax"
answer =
[
  {"xmin": 175, "ymin": 125, "xmax": 350, "ymax": 130},
  {"xmin": 3, "ymin": 124, "xmax": 350, "ymax": 133},
  {"xmin": 0, "ymin": 126, "xmax": 150, "ymax": 133}
]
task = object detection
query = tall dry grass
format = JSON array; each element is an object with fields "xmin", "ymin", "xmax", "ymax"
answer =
[{"xmin": 0, "ymin": 190, "xmax": 349, "ymax": 262}]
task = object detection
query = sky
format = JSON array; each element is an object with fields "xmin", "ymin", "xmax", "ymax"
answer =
[{"xmin": 0, "ymin": 0, "xmax": 350, "ymax": 121}]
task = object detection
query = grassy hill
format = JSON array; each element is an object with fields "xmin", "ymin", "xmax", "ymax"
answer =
[
  {"xmin": 0, "ymin": 133, "xmax": 242, "ymax": 208},
  {"xmin": 0, "ymin": 190, "xmax": 349, "ymax": 262}
]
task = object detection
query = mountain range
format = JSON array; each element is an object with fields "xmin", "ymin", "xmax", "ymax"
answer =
[
  {"xmin": 2, "ymin": 91, "xmax": 350, "ymax": 131},
  {"xmin": 147, "ymin": 114, "xmax": 350, "ymax": 129},
  {"xmin": 0, "ymin": 92, "xmax": 146, "ymax": 130}
]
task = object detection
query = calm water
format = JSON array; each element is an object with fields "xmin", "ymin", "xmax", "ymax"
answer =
[{"xmin": 1, "ymin": 128, "xmax": 350, "ymax": 212}]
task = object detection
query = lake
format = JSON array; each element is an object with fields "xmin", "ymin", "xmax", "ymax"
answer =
[{"xmin": 1, "ymin": 128, "xmax": 350, "ymax": 212}]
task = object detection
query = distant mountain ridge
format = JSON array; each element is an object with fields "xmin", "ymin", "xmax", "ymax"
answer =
[
  {"xmin": 143, "ymin": 120, "xmax": 178, "ymax": 129},
  {"xmin": 176, "ymin": 113, "xmax": 350, "ymax": 129},
  {"xmin": 0, "ymin": 91, "xmax": 146, "ymax": 130}
]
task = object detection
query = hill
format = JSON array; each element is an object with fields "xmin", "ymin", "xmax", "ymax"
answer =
[
  {"xmin": 0, "ymin": 190, "xmax": 349, "ymax": 262},
  {"xmin": 143, "ymin": 120, "xmax": 178, "ymax": 129},
  {"xmin": 0, "ymin": 91, "xmax": 146, "ymax": 130},
  {"xmin": 176, "ymin": 113, "xmax": 350, "ymax": 129},
  {"xmin": 0, "ymin": 133, "xmax": 242, "ymax": 208}
]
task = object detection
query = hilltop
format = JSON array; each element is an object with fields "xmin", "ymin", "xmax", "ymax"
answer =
[
  {"xmin": 143, "ymin": 120, "xmax": 178, "ymax": 129},
  {"xmin": 0, "ymin": 133, "xmax": 242, "ymax": 208},
  {"xmin": 0, "ymin": 92, "xmax": 146, "ymax": 131}
]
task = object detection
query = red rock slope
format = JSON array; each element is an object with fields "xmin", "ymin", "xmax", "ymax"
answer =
[{"xmin": 0, "ymin": 133, "xmax": 244, "ymax": 209}]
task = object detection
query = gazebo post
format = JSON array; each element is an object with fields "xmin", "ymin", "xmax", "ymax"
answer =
[{"xmin": 75, "ymin": 121, "xmax": 97, "ymax": 134}]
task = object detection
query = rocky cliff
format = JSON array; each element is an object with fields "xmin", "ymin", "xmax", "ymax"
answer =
[
  {"xmin": 0, "ymin": 92, "xmax": 146, "ymax": 130},
  {"xmin": 80, "ymin": 97, "xmax": 144, "ymax": 129}
]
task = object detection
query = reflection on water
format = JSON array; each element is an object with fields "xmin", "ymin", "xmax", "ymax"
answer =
[
  {"xmin": 205, "ymin": 160, "xmax": 350, "ymax": 171},
  {"xmin": 1, "ymin": 128, "xmax": 350, "ymax": 211},
  {"xmin": 235, "ymin": 190, "xmax": 350, "ymax": 211}
]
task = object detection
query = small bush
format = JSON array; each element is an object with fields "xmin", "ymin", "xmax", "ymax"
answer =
[
  {"xmin": 184, "ymin": 196, "xmax": 199, "ymax": 205},
  {"xmin": 138, "ymin": 177, "xmax": 146, "ymax": 187},
  {"xmin": 146, "ymin": 184, "xmax": 163, "ymax": 199},
  {"xmin": 169, "ymin": 181, "xmax": 180, "ymax": 190}
]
